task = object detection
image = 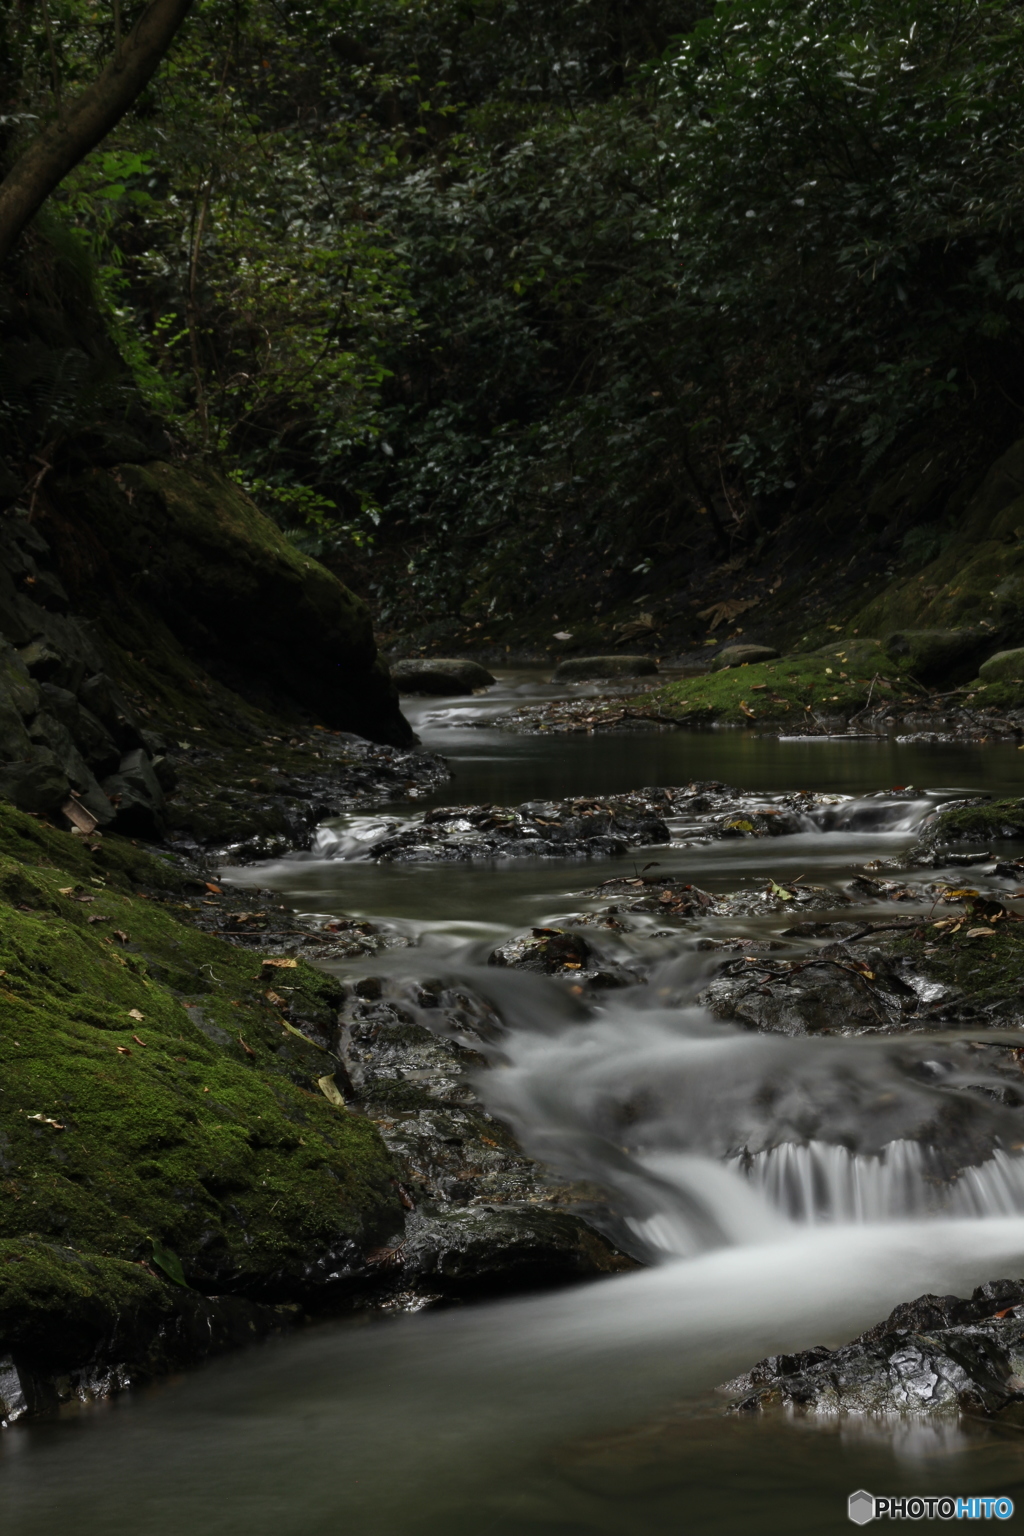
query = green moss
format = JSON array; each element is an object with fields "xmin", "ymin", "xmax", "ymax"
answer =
[
  {"xmin": 892, "ymin": 919, "xmax": 1024, "ymax": 1017},
  {"xmin": 957, "ymin": 679, "xmax": 1024, "ymax": 710},
  {"xmin": 633, "ymin": 643, "xmax": 907, "ymax": 726},
  {"xmin": 916, "ymin": 798, "xmax": 1024, "ymax": 844},
  {"xmin": 0, "ymin": 803, "xmax": 401, "ymax": 1301},
  {"xmin": 0, "ymin": 1237, "xmax": 166, "ymax": 1356}
]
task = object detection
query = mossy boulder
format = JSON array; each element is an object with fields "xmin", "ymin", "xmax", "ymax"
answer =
[
  {"xmin": 46, "ymin": 463, "xmax": 411, "ymax": 746},
  {"xmin": 0, "ymin": 802, "xmax": 402, "ymax": 1307},
  {"xmin": 909, "ymin": 797, "xmax": 1024, "ymax": 853},
  {"xmin": 979, "ymin": 648, "xmax": 1024, "ymax": 683}
]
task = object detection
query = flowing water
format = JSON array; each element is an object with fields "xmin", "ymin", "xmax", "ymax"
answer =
[{"xmin": 6, "ymin": 670, "xmax": 1024, "ymax": 1534}]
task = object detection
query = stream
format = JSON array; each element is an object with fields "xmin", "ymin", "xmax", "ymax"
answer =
[{"xmin": 6, "ymin": 670, "xmax": 1024, "ymax": 1534}]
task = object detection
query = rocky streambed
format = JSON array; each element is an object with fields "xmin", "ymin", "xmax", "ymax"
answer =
[{"xmin": 6, "ymin": 741, "xmax": 1024, "ymax": 1472}]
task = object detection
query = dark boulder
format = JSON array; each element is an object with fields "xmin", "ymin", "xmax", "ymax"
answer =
[
  {"xmin": 390, "ymin": 657, "xmax": 496, "ymax": 694},
  {"xmin": 46, "ymin": 462, "xmax": 412, "ymax": 747},
  {"xmin": 884, "ymin": 628, "xmax": 994, "ymax": 686}
]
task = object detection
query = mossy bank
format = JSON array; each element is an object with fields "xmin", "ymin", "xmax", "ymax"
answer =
[{"xmin": 0, "ymin": 802, "xmax": 407, "ymax": 1420}]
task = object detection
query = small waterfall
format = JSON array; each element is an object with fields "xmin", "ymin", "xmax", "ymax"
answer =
[{"xmin": 738, "ymin": 1140, "xmax": 1024, "ymax": 1224}]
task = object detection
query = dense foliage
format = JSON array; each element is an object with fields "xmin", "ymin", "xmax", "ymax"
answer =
[{"xmin": 4, "ymin": 0, "xmax": 1024, "ymax": 627}]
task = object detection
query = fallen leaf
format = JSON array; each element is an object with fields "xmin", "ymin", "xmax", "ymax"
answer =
[
  {"xmin": 87, "ymin": 914, "xmax": 109, "ymax": 924},
  {"xmin": 769, "ymin": 880, "xmax": 795, "ymax": 901},
  {"xmin": 966, "ymin": 927, "xmax": 997, "ymax": 938},
  {"xmin": 739, "ymin": 702, "xmax": 756, "ymax": 718},
  {"xmin": 317, "ymin": 1074, "xmax": 347, "ymax": 1108},
  {"xmin": 205, "ymin": 882, "xmax": 222, "ymax": 895},
  {"xmin": 132, "ymin": 1034, "xmax": 147, "ymax": 1047},
  {"xmin": 58, "ymin": 887, "xmax": 74, "ymax": 896},
  {"xmin": 726, "ymin": 819, "xmax": 755, "ymax": 833},
  {"xmin": 113, "ymin": 929, "xmax": 129, "ymax": 944},
  {"xmin": 27, "ymin": 1113, "xmax": 65, "ymax": 1130},
  {"xmin": 128, "ymin": 1008, "xmax": 145, "ymax": 1021},
  {"xmin": 553, "ymin": 631, "xmax": 573, "ymax": 641},
  {"xmin": 261, "ymin": 957, "xmax": 298, "ymax": 970},
  {"xmin": 265, "ymin": 989, "xmax": 286, "ymax": 1006},
  {"xmin": 116, "ymin": 1046, "xmax": 132, "ymax": 1056},
  {"xmin": 237, "ymin": 1033, "xmax": 256, "ymax": 1057}
]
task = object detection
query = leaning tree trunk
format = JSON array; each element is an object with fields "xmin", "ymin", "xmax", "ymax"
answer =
[{"xmin": 0, "ymin": 0, "xmax": 195, "ymax": 264}]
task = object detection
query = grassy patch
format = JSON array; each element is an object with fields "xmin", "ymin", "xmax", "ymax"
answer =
[{"xmin": 634, "ymin": 643, "xmax": 909, "ymax": 727}]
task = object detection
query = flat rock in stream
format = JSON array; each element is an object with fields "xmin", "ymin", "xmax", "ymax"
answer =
[
  {"xmin": 724, "ymin": 1280, "xmax": 1024, "ymax": 1420},
  {"xmin": 368, "ymin": 792, "xmax": 673, "ymax": 862}
]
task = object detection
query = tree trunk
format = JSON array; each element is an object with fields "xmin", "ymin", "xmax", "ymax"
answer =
[{"xmin": 0, "ymin": 0, "xmax": 195, "ymax": 264}]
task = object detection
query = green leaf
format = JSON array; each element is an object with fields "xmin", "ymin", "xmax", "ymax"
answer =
[{"xmin": 150, "ymin": 1238, "xmax": 190, "ymax": 1289}]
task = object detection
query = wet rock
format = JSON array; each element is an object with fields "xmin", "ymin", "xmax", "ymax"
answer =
[
  {"xmin": 390, "ymin": 657, "xmax": 496, "ymax": 695},
  {"xmin": 77, "ymin": 672, "xmax": 146, "ymax": 751},
  {"xmin": 711, "ymin": 644, "xmax": 780, "ymax": 671},
  {"xmin": 551, "ymin": 656, "xmax": 658, "ymax": 681},
  {"xmin": 725, "ymin": 1281, "xmax": 1024, "ymax": 1419},
  {"xmin": 980, "ymin": 648, "xmax": 1024, "ymax": 684},
  {"xmin": 884, "ymin": 628, "xmax": 993, "ymax": 686},
  {"xmin": 698, "ymin": 943, "xmax": 918, "ymax": 1035},
  {"xmin": 398, "ymin": 1207, "xmax": 632, "ymax": 1294},
  {"xmin": 335, "ymin": 978, "xmax": 635, "ymax": 1294},
  {"xmin": 489, "ymin": 927, "xmax": 639, "ymax": 988},
  {"xmin": 368, "ymin": 793, "xmax": 671, "ymax": 863}
]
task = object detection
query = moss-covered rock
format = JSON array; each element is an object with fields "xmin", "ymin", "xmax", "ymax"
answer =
[
  {"xmin": 0, "ymin": 802, "xmax": 402, "ymax": 1307},
  {"xmin": 909, "ymin": 797, "xmax": 1024, "ymax": 851},
  {"xmin": 45, "ymin": 462, "xmax": 411, "ymax": 747},
  {"xmin": 980, "ymin": 648, "xmax": 1024, "ymax": 683},
  {"xmin": 631, "ymin": 642, "xmax": 907, "ymax": 728}
]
